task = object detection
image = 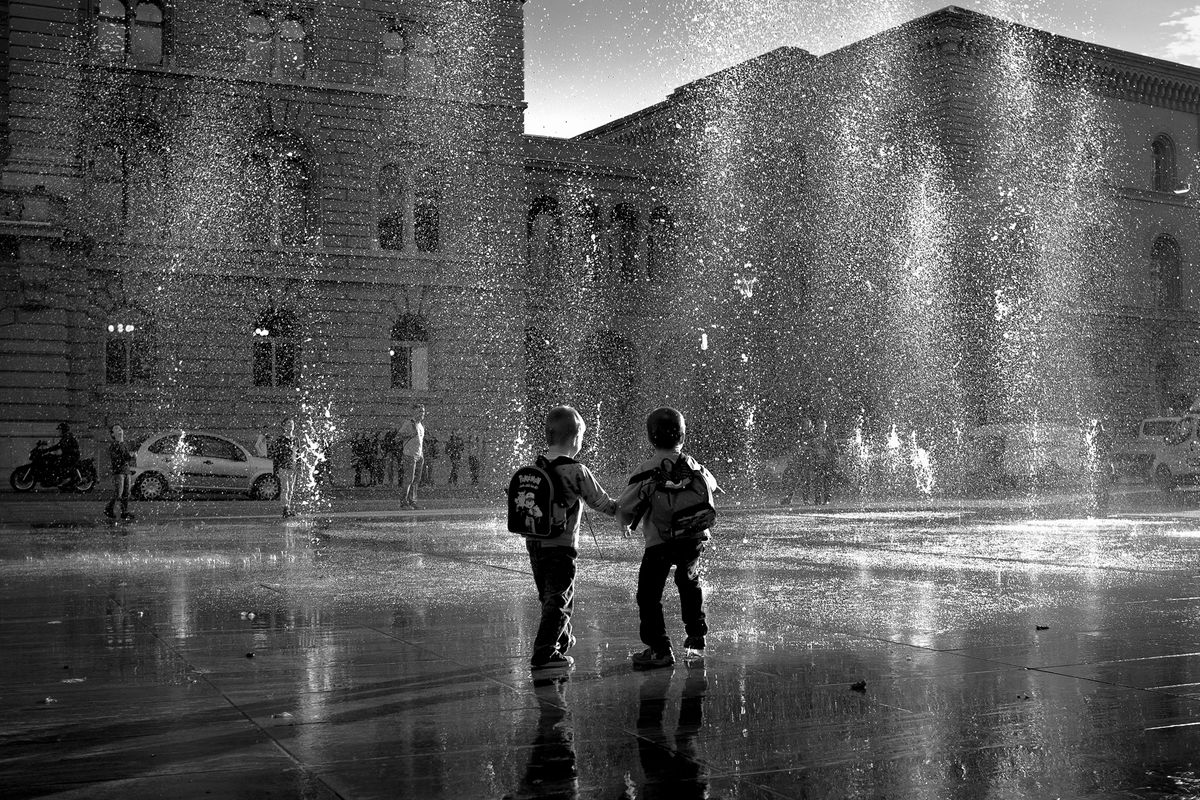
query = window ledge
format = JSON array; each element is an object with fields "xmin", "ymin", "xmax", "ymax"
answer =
[
  {"xmin": 81, "ymin": 61, "xmax": 524, "ymax": 109},
  {"xmin": 386, "ymin": 389, "xmax": 436, "ymax": 399}
]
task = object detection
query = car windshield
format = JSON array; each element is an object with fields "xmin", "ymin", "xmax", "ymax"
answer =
[
  {"xmin": 1166, "ymin": 419, "xmax": 1194, "ymax": 446},
  {"xmin": 1143, "ymin": 421, "xmax": 1175, "ymax": 437}
]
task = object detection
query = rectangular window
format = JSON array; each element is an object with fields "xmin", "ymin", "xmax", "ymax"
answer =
[
  {"xmin": 391, "ymin": 345, "xmax": 411, "ymax": 389},
  {"xmin": 390, "ymin": 343, "xmax": 428, "ymax": 390},
  {"xmin": 106, "ymin": 338, "xmax": 129, "ymax": 384},
  {"xmin": 253, "ymin": 339, "xmax": 274, "ymax": 386},
  {"xmin": 276, "ymin": 340, "xmax": 298, "ymax": 386},
  {"xmin": 414, "ymin": 192, "xmax": 439, "ymax": 252}
]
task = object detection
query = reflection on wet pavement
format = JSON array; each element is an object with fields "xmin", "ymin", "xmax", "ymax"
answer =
[{"xmin": 4, "ymin": 509, "xmax": 1200, "ymax": 797}]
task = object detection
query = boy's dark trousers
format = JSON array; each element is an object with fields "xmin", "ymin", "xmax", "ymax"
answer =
[
  {"xmin": 637, "ymin": 539, "xmax": 707, "ymax": 652},
  {"xmin": 527, "ymin": 541, "xmax": 577, "ymax": 663}
]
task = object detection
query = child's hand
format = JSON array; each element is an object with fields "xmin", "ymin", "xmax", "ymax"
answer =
[{"xmin": 618, "ymin": 523, "xmax": 632, "ymax": 539}]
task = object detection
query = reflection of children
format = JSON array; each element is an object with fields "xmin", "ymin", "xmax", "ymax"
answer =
[{"xmin": 527, "ymin": 406, "xmax": 618, "ymax": 673}]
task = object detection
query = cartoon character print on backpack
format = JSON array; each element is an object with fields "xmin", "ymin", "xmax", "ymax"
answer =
[
  {"xmin": 507, "ymin": 455, "xmax": 578, "ymax": 539},
  {"xmin": 513, "ymin": 490, "xmax": 544, "ymax": 536},
  {"xmin": 630, "ymin": 453, "xmax": 717, "ymax": 539}
]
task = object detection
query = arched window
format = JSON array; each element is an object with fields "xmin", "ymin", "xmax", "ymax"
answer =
[
  {"xmin": 611, "ymin": 203, "xmax": 639, "ymax": 281},
  {"xmin": 89, "ymin": 140, "xmax": 126, "ymax": 230},
  {"xmin": 378, "ymin": 164, "xmax": 406, "ymax": 250},
  {"xmin": 646, "ymin": 205, "xmax": 674, "ymax": 282},
  {"xmin": 252, "ymin": 308, "xmax": 298, "ymax": 387},
  {"xmin": 528, "ymin": 196, "xmax": 562, "ymax": 277},
  {"xmin": 379, "ymin": 29, "xmax": 405, "ymax": 85},
  {"xmin": 104, "ymin": 313, "xmax": 154, "ymax": 385},
  {"xmin": 390, "ymin": 314, "xmax": 429, "ymax": 390},
  {"xmin": 246, "ymin": 14, "xmax": 273, "ymax": 74},
  {"xmin": 276, "ymin": 18, "xmax": 306, "ymax": 79},
  {"xmin": 130, "ymin": 2, "xmax": 163, "ymax": 65},
  {"xmin": 97, "ymin": 0, "xmax": 127, "ymax": 61},
  {"xmin": 413, "ymin": 168, "xmax": 440, "ymax": 253},
  {"xmin": 276, "ymin": 151, "xmax": 310, "ymax": 246},
  {"xmin": 242, "ymin": 140, "xmax": 310, "ymax": 247},
  {"xmin": 1153, "ymin": 135, "xmax": 1177, "ymax": 193},
  {"xmin": 576, "ymin": 197, "xmax": 601, "ymax": 256},
  {"xmin": 1152, "ymin": 235, "xmax": 1183, "ymax": 308}
]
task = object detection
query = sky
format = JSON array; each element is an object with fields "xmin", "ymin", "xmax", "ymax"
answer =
[{"xmin": 525, "ymin": 0, "xmax": 1200, "ymax": 138}]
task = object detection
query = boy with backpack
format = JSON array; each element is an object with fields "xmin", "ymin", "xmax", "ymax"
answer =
[
  {"xmin": 618, "ymin": 407, "xmax": 718, "ymax": 669},
  {"xmin": 508, "ymin": 405, "xmax": 618, "ymax": 673}
]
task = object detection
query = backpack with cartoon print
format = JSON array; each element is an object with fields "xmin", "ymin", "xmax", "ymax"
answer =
[{"xmin": 507, "ymin": 455, "xmax": 577, "ymax": 539}]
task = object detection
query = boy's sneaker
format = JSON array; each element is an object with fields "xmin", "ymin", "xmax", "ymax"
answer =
[
  {"xmin": 531, "ymin": 652, "xmax": 574, "ymax": 672},
  {"xmin": 120, "ymin": 513, "xmax": 135, "ymax": 521},
  {"xmin": 631, "ymin": 648, "xmax": 675, "ymax": 670},
  {"xmin": 683, "ymin": 636, "xmax": 705, "ymax": 665},
  {"xmin": 558, "ymin": 633, "xmax": 577, "ymax": 654}
]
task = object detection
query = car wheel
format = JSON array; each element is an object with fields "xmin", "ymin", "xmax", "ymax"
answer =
[
  {"xmin": 251, "ymin": 474, "xmax": 280, "ymax": 501},
  {"xmin": 135, "ymin": 472, "xmax": 169, "ymax": 501},
  {"xmin": 1155, "ymin": 464, "xmax": 1175, "ymax": 492},
  {"xmin": 9, "ymin": 465, "xmax": 35, "ymax": 492}
]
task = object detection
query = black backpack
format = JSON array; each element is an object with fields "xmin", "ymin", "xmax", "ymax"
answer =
[
  {"xmin": 507, "ymin": 455, "xmax": 578, "ymax": 539},
  {"xmin": 628, "ymin": 453, "xmax": 717, "ymax": 539}
]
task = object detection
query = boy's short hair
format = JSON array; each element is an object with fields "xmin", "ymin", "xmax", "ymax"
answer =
[
  {"xmin": 647, "ymin": 407, "xmax": 686, "ymax": 449},
  {"xmin": 545, "ymin": 405, "xmax": 585, "ymax": 445}
]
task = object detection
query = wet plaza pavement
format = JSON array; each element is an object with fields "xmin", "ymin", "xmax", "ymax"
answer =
[{"xmin": 4, "ymin": 505, "xmax": 1200, "ymax": 798}]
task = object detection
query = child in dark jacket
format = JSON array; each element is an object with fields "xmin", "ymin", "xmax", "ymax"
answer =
[
  {"xmin": 528, "ymin": 405, "xmax": 618, "ymax": 673},
  {"xmin": 618, "ymin": 407, "xmax": 718, "ymax": 669}
]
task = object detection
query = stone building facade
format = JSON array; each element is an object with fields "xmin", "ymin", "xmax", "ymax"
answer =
[
  {"xmin": 1, "ymin": 0, "xmax": 526, "ymax": 482},
  {"xmin": 524, "ymin": 8, "xmax": 1200, "ymax": 474},
  {"xmin": 6, "ymin": 3, "xmax": 1200, "ymax": 486}
]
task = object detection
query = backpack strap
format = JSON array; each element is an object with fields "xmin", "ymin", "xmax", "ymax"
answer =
[
  {"xmin": 626, "ymin": 461, "xmax": 669, "ymax": 531},
  {"xmin": 538, "ymin": 455, "xmax": 579, "ymax": 512}
]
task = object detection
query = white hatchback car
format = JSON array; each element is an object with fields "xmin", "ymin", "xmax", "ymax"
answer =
[{"xmin": 131, "ymin": 431, "xmax": 280, "ymax": 501}]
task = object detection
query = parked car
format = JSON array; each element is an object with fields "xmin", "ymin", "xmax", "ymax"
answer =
[
  {"xmin": 1110, "ymin": 417, "xmax": 1180, "ymax": 482},
  {"xmin": 1148, "ymin": 416, "xmax": 1200, "ymax": 491},
  {"xmin": 964, "ymin": 422, "xmax": 1083, "ymax": 488},
  {"xmin": 131, "ymin": 431, "xmax": 280, "ymax": 501}
]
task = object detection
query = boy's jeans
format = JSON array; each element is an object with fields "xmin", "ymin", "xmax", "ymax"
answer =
[
  {"xmin": 527, "ymin": 541, "xmax": 577, "ymax": 663},
  {"xmin": 637, "ymin": 539, "xmax": 708, "ymax": 652}
]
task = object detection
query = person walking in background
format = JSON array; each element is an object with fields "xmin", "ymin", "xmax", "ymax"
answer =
[
  {"xmin": 399, "ymin": 404, "xmax": 426, "ymax": 509},
  {"xmin": 271, "ymin": 417, "xmax": 298, "ymax": 518},
  {"xmin": 468, "ymin": 434, "xmax": 482, "ymax": 487},
  {"xmin": 46, "ymin": 422, "xmax": 81, "ymax": 491},
  {"xmin": 421, "ymin": 435, "xmax": 439, "ymax": 487},
  {"xmin": 382, "ymin": 428, "xmax": 399, "ymax": 485},
  {"xmin": 446, "ymin": 431, "xmax": 464, "ymax": 487},
  {"xmin": 781, "ymin": 418, "xmax": 815, "ymax": 505},
  {"xmin": 104, "ymin": 424, "xmax": 136, "ymax": 522},
  {"xmin": 811, "ymin": 418, "xmax": 836, "ymax": 505},
  {"xmin": 370, "ymin": 431, "xmax": 385, "ymax": 486}
]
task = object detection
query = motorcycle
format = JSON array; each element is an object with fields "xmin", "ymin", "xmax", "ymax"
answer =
[{"xmin": 9, "ymin": 441, "xmax": 97, "ymax": 493}]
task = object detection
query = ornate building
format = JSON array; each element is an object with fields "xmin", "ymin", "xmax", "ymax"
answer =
[
  {"xmin": 4, "ymin": 3, "xmax": 1200, "ymax": 484},
  {"xmin": 525, "ymin": 8, "xmax": 1200, "ymax": 475},
  {"xmin": 1, "ymin": 0, "xmax": 526, "ymax": 481}
]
